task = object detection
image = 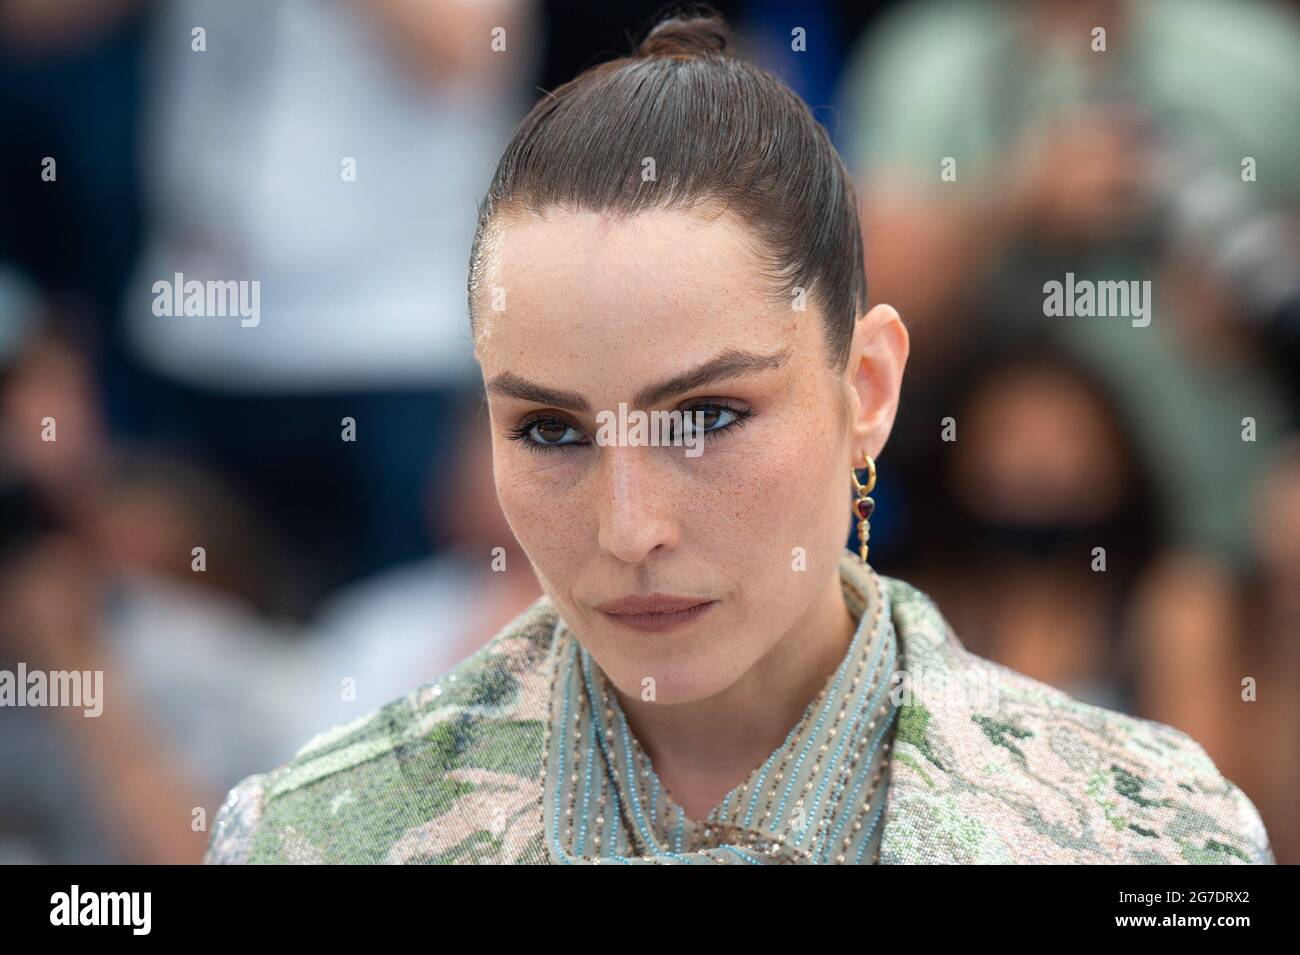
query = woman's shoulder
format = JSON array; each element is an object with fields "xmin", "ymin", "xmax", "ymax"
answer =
[
  {"xmin": 875, "ymin": 573, "xmax": 1274, "ymax": 864},
  {"xmin": 204, "ymin": 594, "xmax": 561, "ymax": 864}
]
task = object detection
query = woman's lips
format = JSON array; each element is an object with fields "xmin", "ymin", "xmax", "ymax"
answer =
[{"xmin": 596, "ymin": 594, "xmax": 718, "ymax": 633}]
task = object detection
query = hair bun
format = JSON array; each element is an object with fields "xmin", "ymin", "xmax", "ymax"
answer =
[{"xmin": 636, "ymin": 8, "xmax": 731, "ymax": 59}]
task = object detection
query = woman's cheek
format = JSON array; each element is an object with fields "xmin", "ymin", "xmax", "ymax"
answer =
[
  {"xmin": 746, "ymin": 415, "xmax": 819, "ymax": 526},
  {"xmin": 499, "ymin": 464, "xmax": 582, "ymax": 556},
  {"xmin": 763, "ymin": 422, "xmax": 844, "ymax": 558}
]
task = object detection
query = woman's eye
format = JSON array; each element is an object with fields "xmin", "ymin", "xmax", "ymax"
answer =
[
  {"xmin": 509, "ymin": 417, "xmax": 587, "ymax": 452},
  {"xmin": 530, "ymin": 419, "xmax": 584, "ymax": 445},
  {"xmin": 683, "ymin": 404, "xmax": 737, "ymax": 434},
  {"xmin": 678, "ymin": 403, "xmax": 753, "ymax": 441}
]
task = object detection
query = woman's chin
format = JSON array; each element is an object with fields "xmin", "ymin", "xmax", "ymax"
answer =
[{"xmin": 599, "ymin": 651, "xmax": 749, "ymax": 706}]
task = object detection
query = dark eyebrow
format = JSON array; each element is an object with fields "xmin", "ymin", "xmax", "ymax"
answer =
[
  {"xmin": 632, "ymin": 347, "xmax": 791, "ymax": 407},
  {"xmin": 485, "ymin": 373, "xmax": 591, "ymax": 413},
  {"xmin": 486, "ymin": 347, "xmax": 791, "ymax": 413}
]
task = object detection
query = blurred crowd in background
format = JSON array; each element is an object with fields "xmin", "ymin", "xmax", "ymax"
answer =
[{"xmin": 1, "ymin": 0, "xmax": 1297, "ymax": 864}]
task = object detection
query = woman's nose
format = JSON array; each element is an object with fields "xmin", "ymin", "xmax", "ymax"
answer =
[{"xmin": 595, "ymin": 447, "xmax": 680, "ymax": 564}]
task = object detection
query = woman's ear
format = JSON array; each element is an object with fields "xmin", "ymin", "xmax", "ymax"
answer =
[{"xmin": 846, "ymin": 304, "xmax": 910, "ymax": 461}]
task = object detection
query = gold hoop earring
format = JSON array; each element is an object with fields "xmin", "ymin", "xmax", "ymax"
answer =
[{"xmin": 850, "ymin": 451, "xmax": 876, "ymax": 565}]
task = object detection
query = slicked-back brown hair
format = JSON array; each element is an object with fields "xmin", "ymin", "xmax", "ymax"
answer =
[{"xmin": 467, "ymin": 3, "xmax": 868, "ymax": 368}]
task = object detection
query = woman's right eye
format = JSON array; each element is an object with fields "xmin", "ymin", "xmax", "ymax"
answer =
[{"xmin": 508, "ymin": 417, "xmax": 588, "ymax": 453}]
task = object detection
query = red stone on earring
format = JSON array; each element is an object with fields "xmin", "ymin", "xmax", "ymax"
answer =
[{"xmin": 855, "ymin": 498, "xmax": 875, "ymax": 521}]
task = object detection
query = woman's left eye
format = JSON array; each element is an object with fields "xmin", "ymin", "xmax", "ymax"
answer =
[
  {"xmin": 682, "ymin": 403, "xmax": 739, "ymax": 434},
  {"xmin": 677, "ymin": 402, "xmax": 753, "ymax": 441},
  {"xmin": 691, "ymin": 405, "xmax": 733, "ymax": 431}
]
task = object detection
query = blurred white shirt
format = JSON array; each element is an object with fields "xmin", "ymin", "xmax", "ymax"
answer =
[{"xmin": 124, "ymin": 0, "xmax": 520, "ymax": 391}]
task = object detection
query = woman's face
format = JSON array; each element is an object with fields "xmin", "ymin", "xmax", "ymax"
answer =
[{"xmin": 473, "ymin": 206, "xmax": 903, "ymax": 704}]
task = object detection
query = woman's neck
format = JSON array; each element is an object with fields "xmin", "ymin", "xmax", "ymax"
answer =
[{"xmin": 610, "ymin": 566, "xmax": 858, "ymax": 821}]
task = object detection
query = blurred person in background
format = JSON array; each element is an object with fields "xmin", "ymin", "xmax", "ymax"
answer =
[
  {"xmin": 838, "ymin": 0, "xmax": 1300, "ymax": 568},
  {"xmin": 1129, "ymin": 439, "xmax": 1300, "ymax": 864},
  {"xmin": 0, "ymin": 270, "xmax": 315, "ymax": 862},
  {"xmin": 0, "ymin": 495, "xmax": 314, "ymax": 863},
  {"xmin": 53, "ymin": 0, "xmax": 535, "ymax": 613},
  {"xmin": 900, "ymin": 336, "xmax": 1164, "ymax": 713}
]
